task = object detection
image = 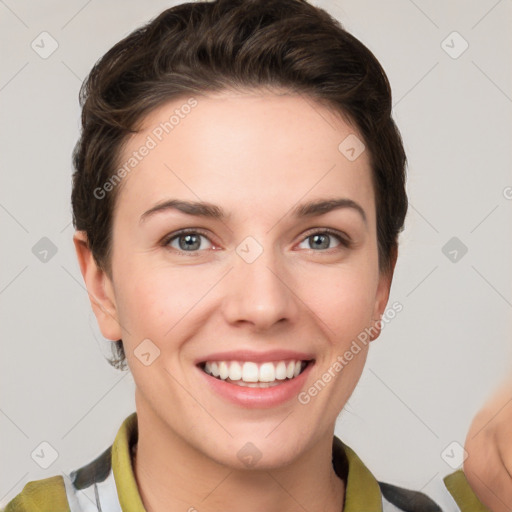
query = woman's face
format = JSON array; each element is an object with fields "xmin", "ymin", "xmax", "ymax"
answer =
[{"xmin": 80, "ymin": 89, "xmax": 393, "ymax": 469}]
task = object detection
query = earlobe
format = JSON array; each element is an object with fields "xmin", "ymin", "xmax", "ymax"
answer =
[
  {"xmin": 369, "ymin": 282, "xmax": 390, "ymax": 342},
  {"xmin": 72, "ymin": 231, "xmax": 123, "ymax": 341}
]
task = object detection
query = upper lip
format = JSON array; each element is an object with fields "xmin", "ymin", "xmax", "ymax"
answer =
[{"xmin": 195, "ymin": 349, "xmax": 315, "ymax": 365}]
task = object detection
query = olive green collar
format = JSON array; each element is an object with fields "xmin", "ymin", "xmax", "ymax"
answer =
[
  {"xmin": 111, "ymin": 412, "xmax": 146, "ymax": 512},
  {"xmin": 334, "ymin": 438, "xmax": 383, "ymax": 512},
  {"xmin": 444, "ymin": 470, "xmax": 490, "ymax": 511}
]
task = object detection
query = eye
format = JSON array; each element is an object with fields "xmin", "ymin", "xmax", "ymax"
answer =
[
  {"xmin": 161, "ymin": 227, "xmax": 351, "ymax": 255},
  {"xmin": 297, "ymin": 229, "xmax": 350, "ymax": 251},
  {"xmin": 163, "ymin": 229, "xmax": 214, "ymax": 253}
]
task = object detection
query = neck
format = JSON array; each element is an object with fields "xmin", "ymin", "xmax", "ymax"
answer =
[{"xmin": 132, "ymin": 407, "xmax": 345, "ymax": 512}]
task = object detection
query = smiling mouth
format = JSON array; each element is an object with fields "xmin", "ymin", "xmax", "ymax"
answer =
[{"xmin": 198, "ymin": 359, "xmax": 314, "ymax": 388}]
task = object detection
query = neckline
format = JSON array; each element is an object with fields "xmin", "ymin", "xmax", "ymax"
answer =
[{"xmin": 112, "ymin": 412, "xmax": 382, "ymax": 512}]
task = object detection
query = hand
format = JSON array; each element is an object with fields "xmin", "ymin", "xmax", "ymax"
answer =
[{"xmin": 464, "ymin": 381, "xmax": 512, "ymax": 512}]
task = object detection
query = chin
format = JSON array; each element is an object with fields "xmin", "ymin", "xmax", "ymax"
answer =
[{"xmin": 203, "ymin": 434, "xmax": 308, "ymax": 472}]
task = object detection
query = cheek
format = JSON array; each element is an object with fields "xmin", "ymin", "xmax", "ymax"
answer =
[
  {"xmin": 300, "ymin": 265, "xmax": 377, "ymax": 336},
  {"xmin": 115, "ymin": 262, "xmax": 213, "ymax": 340}
]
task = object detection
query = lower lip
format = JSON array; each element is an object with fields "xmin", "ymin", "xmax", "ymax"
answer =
[{"xmin": 197, "ymin": 362, "xmax": 314, "ymax": 409}]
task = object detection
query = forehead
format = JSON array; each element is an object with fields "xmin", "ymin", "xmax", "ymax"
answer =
[{"xmin": 113, "ymin": 90, "xmax": 374, "ymax": 224}]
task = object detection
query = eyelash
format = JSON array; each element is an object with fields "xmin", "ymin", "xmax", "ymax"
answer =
[{"xmin": 161, "ymin": 228, "xmax": 352, "ymax": 256}]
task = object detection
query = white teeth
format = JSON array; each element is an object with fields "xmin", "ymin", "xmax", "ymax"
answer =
[
  {"xmin": 242, "ymin": 362, "xmax": 259, "ymax": 382},
  {"xmin": 275, "ymin": 361, "xmax": 287, "ymax": 380},
  {"xmin": 286, "ymin": 361, "xmax": 295, "ymax": 379},
  {"xmin": 219, "ymin": 361, "xmax": 229, "ymax": 380},
  {"xmin": 210, "ymin": 361, "xmax": 220, "ymax": 377},
  {"xmin": 259, "ymin": 362, "xmax": 275, "ymax": 382},
  {"xmin": 228, "ymin": 361, "xmax": 242, "ymax": 381},
  {"xmin": 201, "ymin": 359, "xmax": 310, "ymax": 383}
]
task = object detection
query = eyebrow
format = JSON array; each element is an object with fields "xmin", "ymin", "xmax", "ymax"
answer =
[{"xmin": 139, "ymin": 197, "xmax": 367, "ymax": 225}]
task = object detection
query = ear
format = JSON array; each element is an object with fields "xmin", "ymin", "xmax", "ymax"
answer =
[
  {"xmin": 370, "ymin": 246, "xmax": 398, "ymax": 342},
  {"xmin": 73, "ymin": 230, "xmax": 123, "ymax": 341}
]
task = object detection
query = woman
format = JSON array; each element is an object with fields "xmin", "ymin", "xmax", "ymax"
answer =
[{"xmin": 3, "ymin": 1, "xmax": 488, "ymax": 511}]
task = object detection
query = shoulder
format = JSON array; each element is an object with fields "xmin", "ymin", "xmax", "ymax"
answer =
[
  {"xmin": 378, "ymin": 481, "xmax": 443, "ymax": 512},
  {"xmin": 334, "ymin": 436, "xmax": 489, "ymax": 512},
  {"xmin": 2, "ymin": 446, "xmax": 114, "ymax": 512},
  {"xmin": 375, "ymin": 468, "xmax": 491, "ymax": 511},
  {"xmin": 334, "ymin": 437, "xmax": 443, "ymax": 511},
  {"xmin": 2, "ymin": 415, "xmax": 139, "ymax": 512},
  {"xmin": 1, "ymin": 475, "xmax": 69, "ymax": 512},
  {"xmin": 376, "ymin": 469, "xmax": 491, "ymax": 511}
]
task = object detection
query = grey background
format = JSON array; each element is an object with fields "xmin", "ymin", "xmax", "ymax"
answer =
[{"xmin": 1, "ymin": 0, "xmax": 511, "ymax": 506}]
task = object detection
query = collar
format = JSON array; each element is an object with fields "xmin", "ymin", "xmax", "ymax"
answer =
[{"xmin": 111, "ymin": 412, "xmax": 383, "ymax": 512}]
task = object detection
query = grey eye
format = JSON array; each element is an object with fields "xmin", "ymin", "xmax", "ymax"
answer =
[
  {"xmin": 167, "ymin": 232, "xmax": 212, "ymax": 252},
  {"xmin": 297, "ymin": 232, "xmax": 343, "ymax": 251}
]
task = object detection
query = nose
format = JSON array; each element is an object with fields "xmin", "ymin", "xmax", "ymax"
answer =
[{"xmin": 220, "ymin": 241, "xmax": 300, "ymax": 332}]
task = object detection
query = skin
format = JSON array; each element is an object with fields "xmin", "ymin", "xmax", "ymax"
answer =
[
  {"xmin": 73, "ymin": 89, "xmax": 396, "ymax": 512},
  {"xmin": 464, "ymin": 377, "xmax": 512, "ymax": 512}
]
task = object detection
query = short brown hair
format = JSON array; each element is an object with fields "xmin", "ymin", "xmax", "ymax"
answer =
[{"xmin": 71, "ymin": 0, "xmax": 408, "ymax": 370}]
